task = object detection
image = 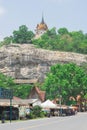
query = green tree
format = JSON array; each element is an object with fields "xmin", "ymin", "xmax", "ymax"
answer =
[
  {"xmin": 32, "ymin": 27, "xmax": 58, "ymax": 50},
  {"xmin": 46, "ymin": 27, "xmax": 57, "ymax": 38},
  {"xmin": 1, "ymin": 26, "xmax": 87, "ymax": 54},
  {"xmin": 13, "ymin": 25, "xmax": 34, "ymax": 43},
  {"xmin": 29, "ymin": 105, "xmax": 45, "ymax": 119},
  {"xmin": 0, "ymin": 73, "xmax": 15, "ymax": 89},
  {"xmin": 42, "ymin": 63, "xmax": 87, "ymax": 104},
  {"xmin": 32, "ymin": 27, "xmax": 87, "ymax": 54},
  {"xmin": 0, "ymin": 36, "xmax": 13, "ymax": 46},
  {"xmin": 80, "ymin": 62, "xmax": 87, "ymax": 74},
  {"xmin": 0, "ymin": 72, "xmax": 33, "ymax": 99},
  {"xmin": 58, "ymin": 28, "xmax": 69, "ymax": 35},
  {"xmin": 13, "ymin": 84, "xmax": 33, "ymax": 98}
]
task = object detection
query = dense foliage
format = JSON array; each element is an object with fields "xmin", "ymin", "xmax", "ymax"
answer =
[
  {"xmin": 41, "ymin": 63, "xmax": 87, "ymax": 104},
  {"xmin": 80, "ymin": 62, "xmax": 87, "ymax": 74},
  {"xmin": 13, "ymin": 84, "xmax": 33, "ymax": 99},
  {"xmin": 33, "ymin": 27, "xmax": 87, "ymax": 54},
  {"xmin": 12, "ymin": 25, "xmax": 34, "ymax": 43},
  {"xmin": 0, "ymin": 25, "xmax": 34, "ymax": 46},
  {"xmin": 0, "ymin": 63, "xmax": 87, "ymax": 102},
  {"xmin": 29, "ymin": 106, "xmax": 44, "ymax": 119},
  {"xmin": 0, "ymin": 26, "xmax": 87, "ymax": 54},
  {"xmin": 0, "ymin": 73, "xmax": 14, "ymax": 89},
  {"xmin": 0, "ymin": 73, "xmax": 33, "ymax": 98}
]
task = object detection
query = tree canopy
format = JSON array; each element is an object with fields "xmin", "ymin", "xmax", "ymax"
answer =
[
  {"xmin": 13, "ymin": 25, "xmax": 34, "ymax": 43},
  {"xmin": 0, "ymin": 25, "xmax": 34, "ymax": 45},
  {"xmin": 41, "ymin": 63, "xmax": 87, "ymax": 104},
  {"xmin": 0, "ymin": 73, "xmax": 33, "ymax": 99},
  {"xmin": 32, "ymin": 27, "xmax": 87, "ymax": 54},
  {"xmin": 0, "ymin": 73, "xmax": 14, "ymax": 89},
  {"xmin": 0, "ymin": 26, "xmax": 87, "ymax": 54}
]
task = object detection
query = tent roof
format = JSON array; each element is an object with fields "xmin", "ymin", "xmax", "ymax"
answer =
[{"xmin": 41, "ymin": 99, "xmax": 57, "ymax": 108}]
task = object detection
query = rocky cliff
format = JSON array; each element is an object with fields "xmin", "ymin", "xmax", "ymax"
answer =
[{"xmin": 0, "ymin": 44, "xmax": 87, "ymax": 83}]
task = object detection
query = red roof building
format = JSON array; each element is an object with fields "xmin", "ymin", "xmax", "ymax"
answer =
[{"xmin": 28, "ymin": 86, "xmax": 46, "ymax": 102}]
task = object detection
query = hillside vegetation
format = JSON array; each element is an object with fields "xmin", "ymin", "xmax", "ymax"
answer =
[
  {"xmin": 33, "ymin": 27, "xmax": 87, "ymax": 54},
  {"xmin": 0, "ymin": 25, "xmax": 87, "ymax": 54}
]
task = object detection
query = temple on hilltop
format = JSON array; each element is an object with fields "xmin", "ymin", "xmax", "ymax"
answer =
[{"xmin": 35, "ymin": 15, "xmax": 48, "ymax": 39}]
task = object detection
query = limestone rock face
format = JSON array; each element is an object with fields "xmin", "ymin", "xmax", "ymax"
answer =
[{"xmin": 0, "ymin": 44, "xmax": 87, "ymax": 83}]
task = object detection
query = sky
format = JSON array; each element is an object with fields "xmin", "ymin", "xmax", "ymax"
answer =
[{"xmin": 0, "ymin": 0, "xmax": 87, "ymax": 41}]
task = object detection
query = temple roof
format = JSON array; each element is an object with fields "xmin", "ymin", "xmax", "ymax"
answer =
[{"xmin": 36, "ymin": 15, "xmax": 48, "ymax": 30}]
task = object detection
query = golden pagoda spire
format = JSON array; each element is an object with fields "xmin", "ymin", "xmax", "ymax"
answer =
[
  {"xmin": 41, "ymin": 13, "xmax": 45, "ymax": 24},
  {"xmin": 35, "ymin": 13, "xmax": 48, "ymax": 39}
]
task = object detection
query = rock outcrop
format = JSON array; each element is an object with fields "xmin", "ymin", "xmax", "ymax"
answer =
[{"xmin": 0, "ymin": 44, "xmax": 87, "ymax": 83}]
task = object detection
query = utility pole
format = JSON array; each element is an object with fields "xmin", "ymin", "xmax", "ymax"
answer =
[
  {"xmin": 59, "ymin": 95, "xmax": 62, "ymax": 116},
  {"xmin": 58, "ymin": 86, "xmax": 62, "ymax": 116},
  {"xmin": 10, "ymin": 89, "xmax": 13, "ymax": 123}
]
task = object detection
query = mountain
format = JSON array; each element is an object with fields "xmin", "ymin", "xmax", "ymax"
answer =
[{"xmin": 0, "ymin": 44, "xmax": 87, "ymax": 83}]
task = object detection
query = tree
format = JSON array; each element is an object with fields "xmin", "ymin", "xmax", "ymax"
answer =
[
  {"xmin": 42, "ymin": 63, "xmax": 87, "ymax": 104},
  {"xmin": 80, "ymin": 62, "xmax": 87, "ymax": 74},
  {"xmin": 58, "ymin": 28, "xmax": 69, "ymax": 35},
  {"xmin": 32, "ymin": 27, "xmax": 87, "ymax": 54},
  {"xmin": 33, "ymin": 27, "xmax": 58, "ymax": 50},
  {"xmin": 0, "ymin": 73, "xmax": 15, "ymax": 89},
  {"xmin": 0, "ymin": 72, "xmax": 33, "ymax": 99},
  {"xmin": 46, "ymin": 27, "xmax": 57, "ymax": 38},
  {"xmin": 0, "ymin": 36, "xmax": 13, "ymax": 46},
  {"xmin": 13, "ymin": 25, "xmax": 34, "ymax": 43},
  {"xmin": 1, "ymin": 26, "xmax": 87, "ymax": 54},
  {"xmin": 13, "ymin": 84, "xmax": 33, "ymax": 98}
]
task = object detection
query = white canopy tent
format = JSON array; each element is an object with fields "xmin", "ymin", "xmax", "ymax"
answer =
[{"xmin": 41, "ymin": 99, "xmax": 57, "ymax": 109}]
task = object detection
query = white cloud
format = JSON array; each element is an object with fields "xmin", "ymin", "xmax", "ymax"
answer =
[{"xmin": 0, "ymin": 6, "xmax": 6, "ymax": 16}]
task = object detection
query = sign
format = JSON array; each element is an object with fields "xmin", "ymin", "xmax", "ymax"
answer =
[{"xmin": 0, "ymin": 88, "xmax": 13, "ymax": 99}]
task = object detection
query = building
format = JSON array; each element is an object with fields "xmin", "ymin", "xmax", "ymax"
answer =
[
  {"xmin": 28, "ymin": 86, "xmax": 46, "ymax": 103},
  {"xmin": 35, "ymin": 15, "xmax": 48, "ymax": 39}
]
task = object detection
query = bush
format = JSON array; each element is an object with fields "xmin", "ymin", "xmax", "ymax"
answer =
[{"xmin": 29, "ymin": 106, "xmax": 45, "ymax": 119}]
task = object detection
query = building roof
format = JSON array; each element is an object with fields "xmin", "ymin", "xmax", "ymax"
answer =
[
  {"xmin": 35, "ymin": 87, "xmax": 46, "ymax": 102},
  {"xmin": 14, "ymin": 79, "xmax": 38, "ymax": 84},
  {"xmin": 36, "ymin": 15, "xmax": 48, "ymax": 31},
  {"xmin": 36, "ymin": 23, "xmax": 48, "ymax": 30},
  {"xmin": 29, "ymin": 86, "xmax": 46, "ymax": 102},
  {"xmin": 13, "ymin": 96, "xmax": 22, "ymax": 100},
  {"xmin": 0, "ymin": 97, "xmax": 39, "ymax": 106}
]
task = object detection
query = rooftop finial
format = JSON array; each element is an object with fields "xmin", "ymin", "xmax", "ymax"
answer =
[{"xmin": 41, "ymin": 12, "xmax": 45, "ymax": 24}]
